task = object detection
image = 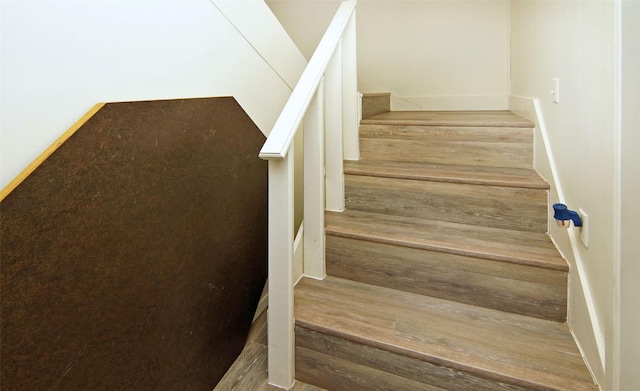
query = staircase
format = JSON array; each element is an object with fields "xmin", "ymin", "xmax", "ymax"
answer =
[{"xmin": 292, "ymin": 105, "xmax": 598, "ymax": 390}]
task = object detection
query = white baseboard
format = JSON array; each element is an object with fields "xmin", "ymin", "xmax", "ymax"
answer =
[{"xmin": 510, "ymin": 95, "xmax": 605, "ymax": 380}]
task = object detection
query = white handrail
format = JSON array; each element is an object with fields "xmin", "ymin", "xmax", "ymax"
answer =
[
  {"xmin": 259, "ymin": 0, "xmax": 357, "ymax": 160},
  {"xmin": 258, "ymin": 1, "xmax": 358, "ymax": 388}
]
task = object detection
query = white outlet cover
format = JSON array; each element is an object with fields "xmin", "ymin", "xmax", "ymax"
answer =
[
  {"xmin": 579, "ymin": 208, "xmax": 589, "ymax": 248},
  {"xmin": 552, "ymin": 78, "xmax": 560, "ymax": 104}
]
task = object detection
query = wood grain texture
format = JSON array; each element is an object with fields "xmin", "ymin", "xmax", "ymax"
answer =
[
  {"xmin": 215, "ymin": 311, "xmax": 326, "ymax": 391},
  {"xmin": 361, "ymin": 137, "xmax": 532, "ymax": 169},
  {"xmin": 216, "ymin": 344, "xmax": 326, "ymax": 391},
  {"xmin": 295, "ymin": 277, "xmax": 598, "ymax": 391},
  {"xmin": 288, "ymin": 110, "xmax": 595, "ymax": 390},
  {"xmin": 360, "ymin": 111, "xmax": 534, "ymax": 128},
  {"xmin": 344, "ymin": 160, "xmax": 550, "ymax": 189},
  {"xmin": 326, "ymin": 210, "xmax": 567, "ymax": 271},
  {"xmin": 360, "ymin": 124, "xmax": 533, "ymax": 142},
  {"xmin": 361, "ymin": 93, "xmax": 390, "ymax": 119},
  {"xmin": 297, "ymin": 328, "xmax": 528, "ymax": 391},
  {"xmin": 345, "ymin": 174, "xmax": 548, "ymax": 232},
  {"xmin": 359, "ymin": 124, "xmax": 533, "ymax": 168},
  {"xmin": 296, "ymin": 345, "xmax": 448, "ymax": 391},
  {"xmin": 326, "ymin": 235, "xmax": 567, "ymax": 321}
]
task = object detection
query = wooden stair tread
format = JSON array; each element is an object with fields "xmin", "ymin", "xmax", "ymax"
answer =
[
  {"xmin": 344, "ymin": 160, "xmax": 549, "ymax": 189},
  {"xmin": 361, "ymin": 110, "xmax": 534, "ymax": 128},
  {"xmin": 326, "ymin": 210, "xmax": 567, "ymax": 272},
  {"xmin": 295, "ymin": 276, "xmax": 597, "ymax": 391}
]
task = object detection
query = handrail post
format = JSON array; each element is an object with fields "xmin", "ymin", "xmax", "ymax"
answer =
[
  {"xmin": 325, "ymin": 42, "xmax": 345, "ymax": 212},
  {"xmin": 342, "ymin": 10, "xmax": 359, "ymax": 161},
  {"xmin": 262, "ymin": 2, "xmax": 357, "ymax": 387},
  {"xmin": 303, "ymin": 83, "xmax": 326, "ymax": 279},
  {"xmin": 267, "ymin": 153, "xmax": 295, "ymax": 389}
]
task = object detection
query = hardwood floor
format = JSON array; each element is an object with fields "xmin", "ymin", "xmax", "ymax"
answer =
[
  {"xmin": 326, "ymin": 235, "xmax": 567, "ymax": 321},
  {"xmin": 291, "ymin": 110, "xmax": 598, "ymax": 390},
  {"xmin": 345, "ymin": 174, "xmax": 548, "ymax": 232},
  {"xmin": 214, "ymin": 311, "xmax": 326, "ymax": 391},
  {"xmin": 213, "ymin": 109, "xmax": 598, "ymax": 390},
  {"xmin": 326, "ymin": 210, "xmax": 567, "ymax": 272},
  {"xmin": 345, "ymin": 160, "xmax": 550, "ymax": 189},
  {"xmin": 295, "ymin": 277, "xmax": 596, "ymax": 391},
  {"xmin": 360, "ymin": 110, "xmax": 534, "ymax": 128}
]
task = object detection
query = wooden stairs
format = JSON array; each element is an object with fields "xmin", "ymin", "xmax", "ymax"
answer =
[{"xmin": 293, "ymin": 108, "xmax": 598, "ymax": 390}]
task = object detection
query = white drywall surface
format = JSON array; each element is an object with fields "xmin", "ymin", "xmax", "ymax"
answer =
[
  {"xmin": 268, "ymin": 0, "xmax": 511, "ymax": 110},
  {"xmin": 0, "ymin": 0, "xmax": 301, "ymax": 190},
  {"xmin": 510, "ymin": 1, "xmax": 625, "ymax": 389}
]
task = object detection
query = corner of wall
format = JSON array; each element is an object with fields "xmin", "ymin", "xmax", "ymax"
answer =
[{"xmin": 211, "ymin": 0, "xmax": 307, "ymax": 91}]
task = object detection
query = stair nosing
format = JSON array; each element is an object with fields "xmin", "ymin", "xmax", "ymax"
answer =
[
  {"xmin": 325, "ymin": 210, "xmax": 568, "ymax": 272},
  {"xmin": 344, "ymin": 161, "xmax": 550, "ymax": 190},
  {"xmin": 359, "ymin": 110, "xmax": 535, "ymax": 128},
  {"xmin": 325, "ymin": 226, "xmax": 567, "ymax": 272},
  {"xmin": 296, "ymin": 319, "xmax": 567, "ymax": 391},
  {"xmin": 295, "ymin": 276, "xmax": 597, "ymax": 391},
  {"xmin": 360, "ymin": 119, "xmax": 534, "ymax": 128}
]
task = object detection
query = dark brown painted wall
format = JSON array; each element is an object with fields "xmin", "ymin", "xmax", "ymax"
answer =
[{"xmin": 0, "ymin": 97, "xmax": 268, "ymax": 390}]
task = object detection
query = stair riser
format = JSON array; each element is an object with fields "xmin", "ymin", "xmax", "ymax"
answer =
[
  {"xmin": 296, "ymin": 327, "xmax": 531, "ymax": 391},
  {"xmin": 326, "ymin": 235, "xmax": 568, "ymax": 322},
  {"xmin": 345, "ymin": 175, "xmax": 548, "ymax": 233},
  {"xmin": 359, "ymin": 125, "xmax": 533, "ymax": 169},
  {"xmin": 361, "ymin": 94, "xmax": 390, "ymax": 119}
]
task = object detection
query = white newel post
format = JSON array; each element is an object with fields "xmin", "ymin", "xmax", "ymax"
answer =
[
  {"xmin": 303, "ymin": 84, "xmax": 327, "ymax": 279},
  {"xmin": 325, "ymin": 43, "xmax": 345, "ymax": 212},
  {"xmin": 261, "ymin": 2, "xmax": 357, "ymax": 388},
  {"xmin": 267, "ymin": 152, "xmax": 295, "ymax": 389}
]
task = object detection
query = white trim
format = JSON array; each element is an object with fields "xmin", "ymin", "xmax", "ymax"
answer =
[
  {"xmin": 259, "ymin": 1, "xmax": 357, "ymax": 159},
  {"xmin": 253, "ymin": 219, "xmax": 305, "ymax": 324},
  {"xmin": 252, "ymin": 216, "xmax": 308, "ymax": 325},
  {"xmin": 303, "ymin": 84, "xmax": 327, "ymax": 279},
  {"xmin": 293, "ymin": 223, "xmax": 305, "ymax": 286},
  {"xmin": 260, "ymin": 2, "xmax": 357, "ymax": 386},
  {"xmin": 325, "ymin": 42, "xmax": 346, "ymax": 212},
  {"xmin": 266, "ymin": 155, "xmax": 296, "ymax": 390},
  {"xmin": 341, "ymin": 11, "xmax": 360, "ymax": 161},
  {"xmin": 509, "ymin": 95, "xmax": 606, "ymax": 373}
]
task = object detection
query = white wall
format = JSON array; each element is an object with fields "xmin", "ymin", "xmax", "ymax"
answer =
[
  {"xmin": 267, "ymin": 0, "xmax": 511, "ymax": 111},
  {"xmin": 510, "ymin": 1, "xmax": 623, "ymax": 389},
  {"xmin": 266, "ymin": 0, "xmax": 341, "ymax": 61},
  {"xmin": 0, "ymin": 0, "xmax": 304, "ymax": 190},
  {"xmin": 212, "ymin": 0, "xmax": 306, "ymax": 90}
]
